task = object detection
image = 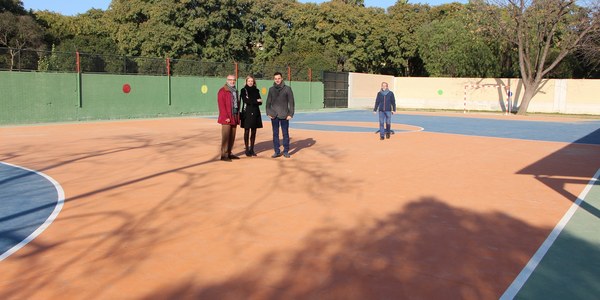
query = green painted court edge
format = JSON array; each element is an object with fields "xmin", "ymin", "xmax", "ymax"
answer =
[{"xmin": 501, "ymin": 168, "xmax": 600, "ymax": 300}]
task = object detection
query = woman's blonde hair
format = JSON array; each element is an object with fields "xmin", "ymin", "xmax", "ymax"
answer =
[{"xmin": 245, "ymin": 75, "xmax": 256, "ymax": 85}]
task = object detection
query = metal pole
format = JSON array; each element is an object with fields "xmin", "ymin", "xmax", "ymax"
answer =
[
  {"xmin": 167, "ymin": 58, "xmax": 172, "ymax": 106},
  {"xmin": 463, "ymin": 85, "xmax": 467, "ymax": 114},
  {"xmin": 235, "ymin": 62, "xmax": 238, "ymax": 80},
  {"xmin": 308, "ymin": 68, "xmax": 312, "ymax": 104},
  {"xmin": 76, "ymin": 51, "xmax": 82, "ymax": 108}
]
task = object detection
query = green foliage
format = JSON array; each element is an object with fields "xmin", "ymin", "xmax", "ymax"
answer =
[
  {"xmin": 0, "ymin": 12, "xmax": 44, "ymax": 48},
  {"xmin": 4, "ymin": 0, "xmax": 597, "ymax": 79},
  {"xmin": 416, "ymin": 6, "xmax": 501, "ymax": 77},
  {"xmin": 37, "ymin": 44, "xmax": 74, "ymax": 72},
  {"xmin": 0, "ymin": 11, "xmax": 45, "ymax": 70},
  {"xmin": 171, "ymin": 55, "xmax": 202, "ymax": 76},
  {"xmin": 386, "ymin": 2, "xmax": 431, "ymax": 75},
  {"xmin": 0, "ymin": 0, "xmax": 26, "ymax": 15}
]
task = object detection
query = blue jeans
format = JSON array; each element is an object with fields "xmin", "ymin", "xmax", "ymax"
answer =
[
  {"xmin": 271, "ymin": 118, "xmax": 290, "ymax": 154},
  {"xmin": 378, "ymin": 111, "xmax": 392, "ymax": 137}
]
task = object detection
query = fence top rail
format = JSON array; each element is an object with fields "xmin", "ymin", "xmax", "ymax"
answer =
[{"xmin": 0, "ymin": 46, "xmax": 325, "ymax": 81}]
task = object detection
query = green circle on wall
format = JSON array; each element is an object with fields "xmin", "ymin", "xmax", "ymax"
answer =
[{"xmin": 437, "ymin": 89, "xmax": 443, "ymax": 95}]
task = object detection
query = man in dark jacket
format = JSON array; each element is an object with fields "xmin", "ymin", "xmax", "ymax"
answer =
[
  {"xmin": 266, "ymin": 72, "xmax": 295, "ymax": 158},
  {"xmin": 373, "ymin": 82, "xmax": 396, "ymax": 140}
]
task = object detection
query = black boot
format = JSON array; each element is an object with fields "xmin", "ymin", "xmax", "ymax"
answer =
[{"xmin": 250, "ymin": 129, "xmax": 257, "ymax": 156}]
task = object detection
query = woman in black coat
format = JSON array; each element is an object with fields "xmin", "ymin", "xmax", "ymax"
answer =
[{"xmin": 240, "ymin": 75, "xmax": 263, "ymax": 156}]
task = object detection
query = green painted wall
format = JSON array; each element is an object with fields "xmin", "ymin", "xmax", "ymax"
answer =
[
  {"xmin": 0, "ymin": 72, "xmax": 80, "ymax": 124},
  {"xmin": 0, "ymin": 71, "xmax": 324, "ymax": 125}
]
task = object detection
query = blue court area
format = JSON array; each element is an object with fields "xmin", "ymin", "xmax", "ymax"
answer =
[
  {"xmin": 291, "ymin": 110, "xmax": 600, "ymax": 145},
  {"xmin": 0, "ymin": 162, "xmax": 63, "ymax": 260}
]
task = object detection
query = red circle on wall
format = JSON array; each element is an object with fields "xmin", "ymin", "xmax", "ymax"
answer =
[{"xmin": 122, "ymin": 84, "xmax": 131, "ymax": 93}]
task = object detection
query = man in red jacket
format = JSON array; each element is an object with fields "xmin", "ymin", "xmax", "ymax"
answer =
[{"xmin": 217, "ymin": 75, "xmax": 240, "ymax": 161}]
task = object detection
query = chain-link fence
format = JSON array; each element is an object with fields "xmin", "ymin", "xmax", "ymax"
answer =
[
  {"xmin": 0, "ymin": 47, "xmax": 325, "ymax": 81},
  {"xmin": 237, "ymin": 63, "xmax": 324, "ymax": 82}
]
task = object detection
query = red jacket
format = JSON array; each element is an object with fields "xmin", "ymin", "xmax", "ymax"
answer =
[{"xmin": 217, "ymin": 85, "xmax": 239, "ymax": 125}]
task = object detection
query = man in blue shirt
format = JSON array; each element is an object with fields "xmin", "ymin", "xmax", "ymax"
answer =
[{"xmin": 373, "ymin": 82, "xmax": 396, "ymax": 140}]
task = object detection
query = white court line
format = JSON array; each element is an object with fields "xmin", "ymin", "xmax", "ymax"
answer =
[
  {"xmin": 0, "ymin": 162, "xmax": 65, "ymax": 261},
  {"xmin": 294, "ymin": 121, "xmax": 425, "ymax": 133},
  {"xmin": 500, "ymin": 168, "xmax": 600, "ymax": 299}
]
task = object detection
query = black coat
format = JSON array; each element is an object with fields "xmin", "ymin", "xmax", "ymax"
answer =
[{"xmin": 240, "ymin": 85, "xmax": 263, "ymax": 129}]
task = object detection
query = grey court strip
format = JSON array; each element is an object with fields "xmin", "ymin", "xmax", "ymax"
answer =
[
  {"xmin": 502, "ymin": 169, "xmax": 600, "ymax": 300},
  {"xmin": 0, "ymin": 162, "xmax": 64, "ymax": 261}
]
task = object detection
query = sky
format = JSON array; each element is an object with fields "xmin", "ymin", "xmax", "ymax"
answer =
[{"xmin": 22, "ymin": 0, "xmax": 466, "ymax": 16}]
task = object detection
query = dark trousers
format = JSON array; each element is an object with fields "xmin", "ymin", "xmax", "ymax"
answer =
[
  {"xmin": 220, "ymin": 125, "xmax": 237, "ymax": 158},
  {"xmin": 244, "ymin": 128, "xmax": 257, "ymax": 151},
  {"xmin": 271, "ymin": 118, "xmax": 289, "ymax": 154}
]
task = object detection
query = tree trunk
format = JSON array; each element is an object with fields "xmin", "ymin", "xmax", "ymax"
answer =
[
  {"xmin": 516, "ymin": 82, "xmax": 538, "ymax": 115},
  {"xmin": 9, "ymin": 50, "xmax": 15, "ymax": 71}
]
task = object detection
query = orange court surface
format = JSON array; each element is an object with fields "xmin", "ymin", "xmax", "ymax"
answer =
[{"xmin": 1, "ymin": 110, "xmax": 599, "ymax": 299}]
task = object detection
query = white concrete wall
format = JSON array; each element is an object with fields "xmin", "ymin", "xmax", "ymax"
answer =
[
  {"xmin": 348, "ymin": 73, "xmax": 395, "ymax": 109},
  {"xmin": 347, "ymin": 73, "xmax": 600, "ymax": 115}
]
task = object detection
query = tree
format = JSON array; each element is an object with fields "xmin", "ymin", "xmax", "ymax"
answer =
[
  {"xmin": 332, "ymin": 0, "xmax": 365, "ymax": 5},
  {"xmin": 0, "ymin": 11, "xmax": 44, "ymax": 70},
  {"xmin": 299, "ymin": 1, "xmax": 370, "ymax": 72},
  {"xmin": 387, "ymin": 2, "xmax": 432, "ymax": 76},
  {"xmin": 248, "ymin": 0, "xmax": 298, "ymax": 67},
  {"xmin": 576, "ymin": 9, "xmax": 600, "ymax": 77},
  {"xmin": 0, "ymin": 0, "xmax": 26, "ymax": 14},
  {"xmin": 109, "ymin": 0, "xmax": 198, "ymax": 58},
  {"xmin": 416, "ymin": 4, "xmax": 501, "ymax": 77},
  {"xmin": 34, "ymin": 9, "xmax": 123, "ymax": 72},
  {"xmin": 492, "ymin": 0, "xmax": 600, "ymax": 114}
]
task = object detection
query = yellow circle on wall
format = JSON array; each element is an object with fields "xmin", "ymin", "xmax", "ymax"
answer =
[
  {"xmin": 201, "ymin": 85, "xmax": 208, "ymax": 94},
  {"xmin": 261, "ymin": 87, "xmax": 267, "ymax": 95}
]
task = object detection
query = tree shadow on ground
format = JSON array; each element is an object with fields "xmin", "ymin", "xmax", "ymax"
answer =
[
  {"xmin": 513, "ymin": 128, "xmax": 600, "ymax": 299},
  {"xmin": 518, "ymin": 128, "xmax": 600, "ymax": 213},
  {"xmin": 0, "ymin": 127, "xmax": 225, "ymax": 299},
  {"xmin": 0, "ymin": 122, "xmax": 352, "ymax": 300},
  {"xmin": 0, "ymin": 158, "xmax": 219, "ymax": 300},
  {"xmin": 138, "ymin": 197, "xmax": 582, "ymax": 300}
]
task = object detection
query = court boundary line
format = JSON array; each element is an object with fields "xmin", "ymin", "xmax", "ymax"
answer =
[
  {"xmin": 0, "ymin": 162, "xmax": 65, "ymax": 261},
  {"xmin": 413, "ymin": 129, "xmax": 600, "ymax": 147},
  {"xmin": 500, "ymin": 168, "xmax": 600, "ymax": 299},
  {"xmin": 293, "ymin": 121, "xmax": 425, "ymax": 134}
]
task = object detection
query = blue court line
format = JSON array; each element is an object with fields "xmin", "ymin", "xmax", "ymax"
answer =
[
  {"xmin": 208, "ymin": 109, "xmax": 600, "ymax": 143},
  {"xmin": 291, "ymin": 110, "xmax": 600, "ymax": 145},
  {"xmin": 0, "ymin": 162, "xmax": 64, "ymax": 261},
  {"xmin": 292, "ymin": 122, "xmax": 418, "ymax": 133}
]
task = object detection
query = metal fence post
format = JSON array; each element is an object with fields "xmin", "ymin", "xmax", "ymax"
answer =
[
  {"xmin": 76, "ymin": 51, "xmax": 82, "ymax": 108},
  {"xmin": 167, "ymin": 57, "xmax": 172, "ymax": 106}
]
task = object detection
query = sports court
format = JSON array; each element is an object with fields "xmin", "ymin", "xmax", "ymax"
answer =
[{"xmin": 1, "ymin": 110, "xmax": 599, "ymax": 299}]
